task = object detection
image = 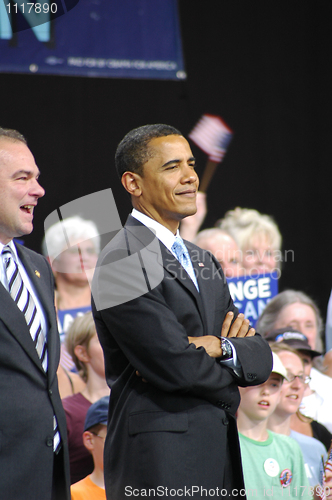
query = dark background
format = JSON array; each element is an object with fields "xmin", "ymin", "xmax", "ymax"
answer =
[{"xmin": 1, "ymin": 1, "xmax": 331, "ymax": 320}]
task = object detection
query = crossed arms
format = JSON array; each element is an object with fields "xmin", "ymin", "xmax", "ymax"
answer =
[{"xmin": 188, "ymin": 311, "xmax": 255, "ymax": 358}]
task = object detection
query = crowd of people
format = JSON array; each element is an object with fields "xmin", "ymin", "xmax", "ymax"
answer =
[
  {"xmin": 0, "ymin": 124, "xmax": 331, "ymax": 500},
  {"xmin": 181, "ymin": 195, "xmax": 332, "ymax": 496}
]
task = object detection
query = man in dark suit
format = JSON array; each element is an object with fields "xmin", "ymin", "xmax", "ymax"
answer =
[
  {"xmin": 92, "ymin": 124, "xmax": 272, "ymax": 499},
  {"xmin": 0, "ymin": 128, "xmax": 70, "ymax": 500}
]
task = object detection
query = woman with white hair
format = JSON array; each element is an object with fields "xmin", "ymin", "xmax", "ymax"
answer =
[
  {"xmin": 217, "ymin": 207, "xmax": 282, "ymax": 277},
  {"xmin": 43, "ymin": 216, "xmax": 100, "ymax": 397}
]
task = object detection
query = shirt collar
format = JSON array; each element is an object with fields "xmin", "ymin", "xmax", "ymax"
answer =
[
  {"xmin": 0, "ymin": 239, "xmax": 19, "ymax": 260},
  {"xmin": 131, "ymin": 208, "xmax": 180, "ymax": 252}
]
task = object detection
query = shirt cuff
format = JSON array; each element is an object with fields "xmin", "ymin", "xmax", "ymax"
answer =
[{"xmin": 219, "ymin": 338, "xmax": 243, "ymax": 378}]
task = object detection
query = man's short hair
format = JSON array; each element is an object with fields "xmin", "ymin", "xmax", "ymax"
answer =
[
  {"xmin": 0, "ymin": 127, "xmax": 27, "ymax": 145},
  {"xmin": 115, "ymin": 124, "xmax": 182, "ymax": 179}
]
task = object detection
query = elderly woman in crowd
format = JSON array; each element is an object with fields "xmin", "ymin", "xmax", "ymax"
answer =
[
  {"xmin": 181, "ymin": 203, "xmax": 283, "ymax": 278},
  {"xmin": 217, "ymin": 207, "xmax": 282, "ymax": 277}
]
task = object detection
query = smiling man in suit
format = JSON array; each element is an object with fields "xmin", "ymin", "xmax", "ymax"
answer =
[
  {"xmin": 92, "ymin": 124, "xmax": 272, "ymax": 500},
  {"xmin": 0, "ymin": 128, "xmax": 70, "ymax": 500}
]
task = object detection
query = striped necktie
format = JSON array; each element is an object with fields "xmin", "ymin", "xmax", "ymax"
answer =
[
  {"xmin": 171, "ymin": 237, "xmax": 199, "ymax": 291},
  {"xmin": 2, "ymin": 245, "xmax": 61, "ymax": 453}
]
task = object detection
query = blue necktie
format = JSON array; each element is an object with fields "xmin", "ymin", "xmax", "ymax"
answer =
[{"xmin": 171, "ymin": 237, "xmax": 199, "ymax": 291}]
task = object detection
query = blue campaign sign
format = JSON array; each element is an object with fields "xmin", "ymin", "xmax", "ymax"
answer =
[
  {"xmin": 0, "ymin": 0, "xmax": 185, "ymax": 80},
  {"xmin": 227, "ymin": 272, "xmax": 279, "ymax": 327}
]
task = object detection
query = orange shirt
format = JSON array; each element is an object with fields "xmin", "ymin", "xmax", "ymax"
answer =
[{"xmin": 71, "ymin": 475, "xmax": 106, "ymax": 500}]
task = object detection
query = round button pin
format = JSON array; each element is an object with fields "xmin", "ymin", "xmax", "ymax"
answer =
[
  {"xmin": 264, "ymin": 458, "xmax": 280, "ymax": 477},
  {"xmin": 280, "ymin": 469, "xmax": 292, "ymax": 487}
]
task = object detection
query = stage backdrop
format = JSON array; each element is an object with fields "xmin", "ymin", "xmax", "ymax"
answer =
[{"xmin": 0, "ymin": 0, "xmax": 185, "ymax": 79}]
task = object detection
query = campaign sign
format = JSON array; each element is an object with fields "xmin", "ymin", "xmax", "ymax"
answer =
[
  {"xmin": 0, "ymin": 0, "xmax": 185, "ymax": 79},
  {"xmin": 227, "ymin": 272, "xmax": 279, "ymax": 327}
]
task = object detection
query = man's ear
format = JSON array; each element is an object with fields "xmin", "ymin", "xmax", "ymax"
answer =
[{"xmin": 121, "ymin": 171, "xmax": 142, "ymax": 198}]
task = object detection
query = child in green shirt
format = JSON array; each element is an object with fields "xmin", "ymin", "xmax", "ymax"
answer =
[{"xmin": 237, "ymin": 352, "xmax": 312, "ymax": 500}]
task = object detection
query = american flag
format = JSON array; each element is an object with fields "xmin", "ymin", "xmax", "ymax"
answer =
[
  {"xmin": 320, "ymin": 456, "xmax": 327, "ymax": 500},
  {"xmin": 318, "ymin": 442, "xmax": 332, "ymax": 500},
  {"xmin": 326, "ymin": 443, "xmax": 332, "ymax": 475},
  {"xmin": 188, "ymin": 114, "xmax": 233, "ymax": 163}
]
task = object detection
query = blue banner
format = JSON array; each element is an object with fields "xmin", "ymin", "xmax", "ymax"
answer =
[
  {"xmin": 227, "ymin": 272, "xmax": 279, "ymax": 328},
  {"xmin": 0, "ymin": 0, "xmax": 186, "ymax": 79}
]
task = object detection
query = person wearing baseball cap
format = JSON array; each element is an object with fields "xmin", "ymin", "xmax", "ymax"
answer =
[
  {"xmin": 270, "ymin": 351, "xmax": 289, "ymax": 380},
  {"xmin": 257, "ymin": 290, "xmax": 332, "ymax": 437},
  {"xmin": 267, "ymin": 342, "xmax": 330, "ymax": 494},
  {"xmin": 265, "ymin": 327, "xmax": 321, "ymax": 358},
  {"xmin": 265, "ymin": 327, "xmax": 332, "ymax": 452},
  {"xmin": 71, "ymin": 396, "xmax": 109, "ymax": 500}
]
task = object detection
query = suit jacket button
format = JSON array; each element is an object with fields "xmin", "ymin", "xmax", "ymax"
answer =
[
  {"xmin": 49, "ymin": 389, "xmax": 53, "ymax": 395},
  {"xmin": 46, "ymin": 437, "xmax": 53, "ymax": 447}
]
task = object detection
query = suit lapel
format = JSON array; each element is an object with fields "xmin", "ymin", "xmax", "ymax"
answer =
[
  {"xmin": 185, "ymin": 241, "xmax": 215, "ymax": 335},
  {"xmin": 187, "ymin": 243, "xmax": 216, "ymax": 337},
  {"xmin": 0, "ymin": 280, "xmax": 44, "ymax": 372},
  {"xmin": 125, "ymin": 216, "xmax": 200, "ymax": 296},
  {"xmin": 125, "ymin": 217, "xmax": 208, "ymax": 334}
]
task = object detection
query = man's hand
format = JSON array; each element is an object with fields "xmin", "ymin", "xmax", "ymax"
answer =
[
  {"xmin": 188, "ymin": 312, "xmax": 255, "ymax": 357},
  {"xmin": 188, "ymin": 336, "xmax": 222, "ymax": 358},
  {"xmin": 221, "ymin": 311, "xmax": 255, "ymax": 338}
]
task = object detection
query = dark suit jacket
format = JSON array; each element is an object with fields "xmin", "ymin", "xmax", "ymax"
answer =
[
  {"xmin": 92, "ymin": 216, "xmax": 272, "ymax": 500},
  {"xmin": 0, "ymin": 243, "xmax": 70, "ymax": 500}
]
